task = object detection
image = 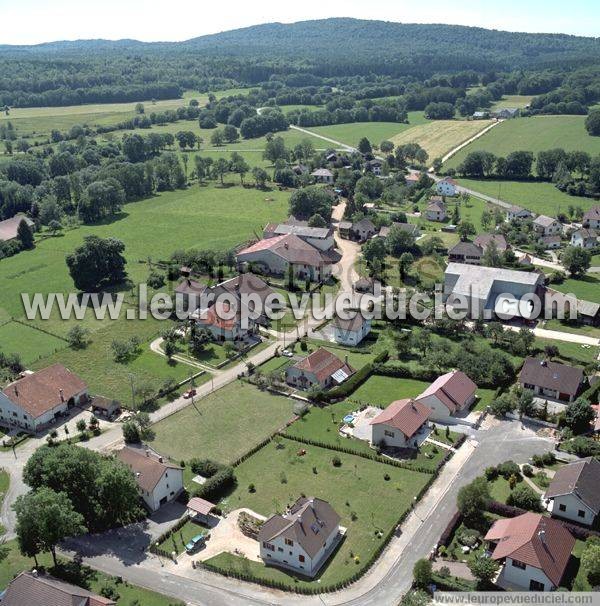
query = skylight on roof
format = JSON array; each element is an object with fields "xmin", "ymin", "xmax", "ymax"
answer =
[{"xmin": 331, "ymin": 369, "xmax": 349, "ymax": 384}]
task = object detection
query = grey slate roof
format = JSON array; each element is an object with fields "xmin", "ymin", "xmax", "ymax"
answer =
[
  {"xmin": 545, "ymin": 458, "xmax": 600, "ymax": 515},
  {"xmin": 272, "ymin": 224, "xmax": 332, "ymax": 239},
  {"xmin": 519, "ymin": 357, "xmax": 583, "ymax": 397},
  {"xmin": 258, "ymin": 496, "xmax": 341, "ymax": 559}
]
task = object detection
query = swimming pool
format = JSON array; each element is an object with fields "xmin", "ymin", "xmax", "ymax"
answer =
[{"xmin": 343, "ymin": 414, "xmax": 355, "ymax": 424}]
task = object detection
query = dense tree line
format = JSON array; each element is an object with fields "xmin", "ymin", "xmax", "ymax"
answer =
[{"xmin": 452, "ymin": 147, "xmax": 600, "ymax": 198}]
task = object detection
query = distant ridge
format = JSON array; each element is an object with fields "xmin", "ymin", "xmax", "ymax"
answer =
[{"xmin": 1, "ymin": 18, "xmax": 599, "ymax": 69}]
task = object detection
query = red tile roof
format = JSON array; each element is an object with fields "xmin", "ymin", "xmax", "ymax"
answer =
[
  {"xmin": 484, "ymin": 512, "xmax": 575, "ymax": 587},
  {"xmin": 2, "ymin": 364, "xmax": 87, "ymax": 419},
  {"xmin": 370, "ymin": 398, "xmax": 431, "ymax": 438},
  {"xmin": 416, "ymin": 370, "xmax": 477, "ymax": 413},
  {"xmin": 187, "ymin": 497, "xmax": 215, "ymax": 516},
  {"xmin": 237, "ymin": 234, "xmax": 329, "ymax": 268},
  {"xmin": 293, "ymin": 347, "xmax": 354, "ymax": 384},
  {"xmin": 0, "ymin": 571, "xmax": 115, "ymax": 606}
]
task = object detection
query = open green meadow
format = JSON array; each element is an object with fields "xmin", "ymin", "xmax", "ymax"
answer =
[
  {"xmin": 301, "ymin": 113, "xmax": 427, "ymax": 148},
  {"xmin": 0, "ymin": 321, "xmax": 66, "ymax": 365},
  {"xmin": 551, "ymin": 274, "xmax": 600, "ymax": 303},
  {"xmin": 149, "ymin": 381, "xmax": 296, "ymax": 464},
  {"xmin": 215, "ymin": 437, "xmax": 431, "ymax": 587},
  {"xmin": 491, "ymin": 95, "xmax": 534, "ymax": 110},
  {"xmin": 446, "ymin": 116, "xmax": 600, "ymax": 172},
  {"xmin": 456, "ymin": 178, "xmax": 597, "ymax": 215},
  {"xmin": 350, "ymin": 376, "xmax": 430, "ymax": 406},
  {"xmin": 0, "ymin": 184, "xmax": 287, "ymax": 400}
]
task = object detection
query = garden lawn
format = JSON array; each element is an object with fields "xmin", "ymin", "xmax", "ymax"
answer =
[
  {"xmin": 0, "ymin": 321, "xmax": 67, "ymax": 365},
  {"xmin": 0, "ymin": 539, "xmax": 183, "ymax": 605},
  {"xmin": 217, "ymin": 438, "xmax": 431, "ymax": 587},
  {"xmin": 471, "ymin": 388, "xmax": 498, "ymax": 412},
  {"xmin": 391, "ymin": 119, "xmax": 493, "ymax": 162},
  {"xmin": 149, "ymin": 381, "xmax": 295, "ymax": 464},
  {"xmin": 571, "ymin": 540, "xmax": 592, "ymax": 591},
  {"xmin": 283, "ymin": 402, "xmax": 448, "ymax": 472},
  {"xmin": 455, "ymin": 178, "xmax": 597, "ymax": 215},
  {"xmin": 552, "ymin": 274, "xmax": 600, "ymax": 303},
  {"xmin": 534, "ymin": 337, "xmax": 599, "ymax": 366},
  {"xmin": 306, "ymin": 340, "xmax": 375, "ymax": 370},
  {"xmin": 350, "ymin": 376, "xmax": 430, "ymax": 407},
  {"xmin": 446, "ymin": 115, "xmax": 600, "ymax": 172},
  {"xmin": 157, "ymin": 519, "xmax": 206, "ymax": 554},
  {"xmin": 257, "ymin": 356, "xmax": 294, "ymax": 375}
]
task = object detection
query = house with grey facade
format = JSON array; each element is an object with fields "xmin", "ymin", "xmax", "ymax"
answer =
[
  {"xmin": 544, "ymin": 458, "xmax": 600, "ymax": 527},
  {"xmin": 258, "ymin": 496, "xmax": 343, "ymax": 577}
]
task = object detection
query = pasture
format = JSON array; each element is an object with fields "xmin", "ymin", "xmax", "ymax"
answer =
[
  {"xmin": 391, "ymin": 118, "xmax": 493, "ymax": 162},
  {"xmin": 0, "ymin": 321, "xmax": 66, "ymax": 365},
  {"xmin": 491, "ymin": 95, "xmax": 534, "ymax": 110},
  {"xmin": 445, "ymin": 115, "xmax": 600, "ymax": 172},
  {"xmin": 215, "ymin": 437, "xmax": 431, "ymax": 587},
  {"xmin": 456, "ymin": 178, "xmax": 598, "ymax": 215},
  {"xmin": 148, "ymin": 382, "xmax": 296, "ymax": 464},
  {"xmin": 551, "ymin": 274, "xmax": 600, "ymax": 303}
]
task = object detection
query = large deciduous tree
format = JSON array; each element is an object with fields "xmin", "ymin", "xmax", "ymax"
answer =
[{"xmin": 66, "ymin": 235, "xmax": 127, "ymax": 291}]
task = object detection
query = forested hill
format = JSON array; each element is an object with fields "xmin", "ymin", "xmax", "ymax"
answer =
[{"xmin": 2, "ymin": 18, "xmax": 599, "ymax": 71}]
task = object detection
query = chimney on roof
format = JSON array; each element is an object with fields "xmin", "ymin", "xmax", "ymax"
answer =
[
  {"xmin": 146, "ymin": 449, "xmax": 151, "ymax": 457},
  {"xmin": 14, "ymin": 385, "xmax": 18, "ymax": 397},
  {"xmin": 345, "ymin": 355, "xmax": 348, "ymax": 365},
  {"xmin": 31, "ymin": 569, "xmax": 38, "ymax": 578},
  {"xmin": 59, "ymin": 388, "xmax": 64, "ymax": 402},
  {"xmin": 540, "ymin": 360, "xmax": 547, "ymax": 367},
  {"xmin": 158, "ymin": 456, "xmax": 163, "ymax": 463},
  {"xmin": 284, "ymin": 242, "xmax": 289, "ymax": 249}
]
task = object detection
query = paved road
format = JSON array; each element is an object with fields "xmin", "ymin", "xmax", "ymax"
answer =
[{"xmin": 58, "ymin": 419, "xmax": 553, "ymax": 606}]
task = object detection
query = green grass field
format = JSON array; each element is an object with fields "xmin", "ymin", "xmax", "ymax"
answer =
[
  {"xmin": 149, "ymin": 382, "xmax": 296, "ymax": 464},
  {"xmin": 0, "ymin": 539, "xmax": 183, "ymax": 605},
  {"xmin": 456, "ymin": 178, "xmax": 597, "ymax": 215},
  {"xmin": 552, "ymin": 274, "xmax": 600, "ymax": 303},
  {"xmin": 0, "ymin": 321, "xmax": 66, "ymax": 364},
  {"xmin": 301, "ymin": 112, "xmax": 427, "ymax": 148},
  {"xmin": 491, "ymin": 95, "xmax": 534, "ymax": 110},
  {"xmin": 216, "ymin": 437, "xmax": 431, "ymax": 587},
  {"xmin": 0, "ymin": 468, "xmax": 8, "ymax": 534},
  {"xmin": 446, "ymin": 116, "xmax": 600, "ymax": 172},
  {"xmin": 351, "ymin": 376, "xmax": 430, "ymax": 406},
  {"xmin": 0, "ymin": 184, "xmax": 286, "ymax": 399},
  {"xmin": 0, "ymin": 184, "xmax": 288, "ymax": 328}
]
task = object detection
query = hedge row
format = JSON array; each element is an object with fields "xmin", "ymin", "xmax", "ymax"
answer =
[
  {"xmin": 282, "ymin": 433, "xmax": 436, "ymax": 474},
  {"xmin": 431, "ymin": 572, "xmax": 476, "ymax": 592},
  {"xmin": 149, "ymin": 514, "xmax": 190, "ymax": 556},
  {"xmin": 192, "ymin": 466, "xmax": 236, "ymax": 501},
  {"xmin": 439, "ymin": 510, "xmax": 462, "ymax": 547}
]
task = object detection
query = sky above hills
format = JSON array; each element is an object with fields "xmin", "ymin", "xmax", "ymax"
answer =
[{"xmin": 2, "ymin": 0, "xmax": 599, "ymax": 45}]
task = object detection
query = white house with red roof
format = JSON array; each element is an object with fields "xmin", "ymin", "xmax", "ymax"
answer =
[
  {"xmin": 0, "ymin": 364, "xmax": 88, "ymax": 433},
  {"xmin": 415, "ymin": 370, "xmax": 477, "ymax": 423},
  {"xmin": 370, "ymin": 398, "xmax": 431, "ymax": 449},
  {"xmin": 236, "ymin": 234, "xmax": 339, "ymax": 282},
  {"xmin": 191, "ymin": 298, "xmax": 257, "ymax": 342},
  {"xmin": 285, "ymin": 348, "xmax": 354, "ymax": 390},
  {"xmin": 436, "ymin": 177, "xmax": 457, "ymax": 197},
  {"xmin": 484, "ymin": 512, "xmax": 575, "ymax": 591}
]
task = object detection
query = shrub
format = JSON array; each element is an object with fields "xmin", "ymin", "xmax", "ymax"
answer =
[
  {"xmin": 248, "ymin": 483, "xmax": 256, "ymax": 493},
  {"xmin": 497, "ymin": 460, "xmax": 521, "ymax": 480},
  {"xmin": 485, "ymin": 466, "xmax": 499, "ymax": 480},
  {"xmin": 506, "ymin": 484, "xmax": 543, "ymax": 512},
  {"xmin": 457, "ymin": 527, "xmax": 481, "ymax": 548},
  {"xmin": 332, "ymin": 455, "xmax": 342, "ymax": 467},
  {"xmin": 522, "ymin": 464, "xmax": 533, "ymax": 477},
  {"xmin": 189, "ymin": 458, "xmax": 221, "ymax": 477},
  {"xmin": 194, "ymin": 466, "xmax": 236, "ymax": 501}
]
